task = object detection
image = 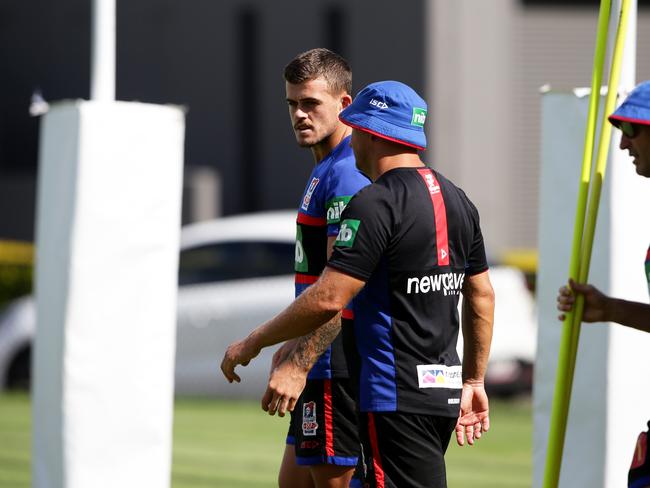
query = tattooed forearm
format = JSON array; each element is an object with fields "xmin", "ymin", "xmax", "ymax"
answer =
[{"xmin": 289, "ymin": 313, "xmax": 342, "ymax": 372}]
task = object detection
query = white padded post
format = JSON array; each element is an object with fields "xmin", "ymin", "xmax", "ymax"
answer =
[{"xmin": 33, "ymin": 100, "xmax": 185, "ymax": 488}]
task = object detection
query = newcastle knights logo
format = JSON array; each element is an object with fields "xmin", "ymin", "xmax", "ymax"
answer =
[
  {"xmin": 301, "ymin": 177, "xmax": 320, "ymax": 211},
  {"xmin": 301, "ymin": 401, "xmax": 318, "ymax": 436}
]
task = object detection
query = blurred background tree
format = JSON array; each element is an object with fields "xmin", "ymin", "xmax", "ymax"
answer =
[{"xmin": 0, "ymin": 241, "xmax": 33, "ymax": 310}]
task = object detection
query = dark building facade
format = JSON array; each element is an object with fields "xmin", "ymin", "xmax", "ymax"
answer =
[{"xmin": 0, "ymin": 0, "xmax": 426, "ymax": 240}]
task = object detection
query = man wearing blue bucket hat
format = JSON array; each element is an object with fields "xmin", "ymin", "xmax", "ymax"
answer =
[
  {"xmin": 222, "ymin": 80, "xmax": 496, "ymax": 488},
  {"xmin": 557, "ymin": 81, "xmax": 650, "ymax": 488}
]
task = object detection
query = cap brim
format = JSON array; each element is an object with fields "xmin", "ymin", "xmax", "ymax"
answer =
[
  {"xmin": 339, "ymin": 114, "xmax": 426, "ymax": 151},
  {"xmin": 609, "ymin": 113, "xmax": 650, "ymax": 127}
]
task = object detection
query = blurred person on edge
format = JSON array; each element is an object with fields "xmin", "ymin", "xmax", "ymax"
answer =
[
  {"xmin": 557, "ymin": 81, "xmax": 650, "ymax": 488},
  {"xmin": 222, "ymin": 80, "xmax": 495, "ymax": 488},
  {"xmin": 265, "ymin": 48, "xmax": 370, "ymax": 488}
]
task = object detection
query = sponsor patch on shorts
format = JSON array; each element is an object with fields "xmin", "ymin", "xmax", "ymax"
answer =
[
  {"xmin": 416, "ymin": 364, "xmax": 462, "ymax": 389},
  {"xmin": 300, "ymin": 440, "xmax": 320, "ymax": 449},
  {"xmin": 448, "ymin": 398, "xmax": 460, "ymax": 405}
]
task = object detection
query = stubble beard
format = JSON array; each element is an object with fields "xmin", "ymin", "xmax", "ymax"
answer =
[{"xmin": 296, "ymin": 131, "xmax": 331, "ymax": 150}]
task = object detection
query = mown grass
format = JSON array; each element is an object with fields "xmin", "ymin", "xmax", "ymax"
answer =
[
  {"xmin": 446, "ymin": 398, "xmax": 532, "ymax": 487},
  {"xmin": 0, "ymin": 393, "xmax": 531, "ymax": 487}
]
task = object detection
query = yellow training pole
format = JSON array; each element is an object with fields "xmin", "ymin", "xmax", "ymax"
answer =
[
  {"xmin": 542, "ymin": 0, "xmax": 611, "ymax": 486},
  {"xmin": 567, "ymin": 0, "xmax": 631, "ymax": 395},
  {"xmin": 543, "ymin": 1, "xmax": 632, "ymax": 487}
]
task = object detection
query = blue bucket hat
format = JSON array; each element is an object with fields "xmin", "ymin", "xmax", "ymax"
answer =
[
  {"xmin": 609, "ymin": 80, "xmax": 650, "ymax": 127},
  {"xmin": 339, "ymin": 80, "xmax": 427, "ymax": 150}
]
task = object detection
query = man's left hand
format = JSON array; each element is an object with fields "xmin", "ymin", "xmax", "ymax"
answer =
[
  {"xmin": 220, "ymin": 337, "xmax": 260, "ymax": 383},
  {"xmin": 455, "ymin": 380, "xmax": 490, "ymax": 447}
]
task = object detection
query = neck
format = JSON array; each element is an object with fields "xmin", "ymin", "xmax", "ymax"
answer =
[
  {"xmin": 370, "ymin": 152, "xmax": 424, "ymax": 181},
  {"xmin": 310, "ymin": 124, "xmax": 352, "ymax": 163}
]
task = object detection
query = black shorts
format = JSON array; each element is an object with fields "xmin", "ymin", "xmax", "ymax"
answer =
[
  {"xmin": 286, "ymin": 378, "xmax": 360, "ymax": 466},
  {"xmin": 360, "ymin": 412, "xmax": 456, "ymax": 488}
]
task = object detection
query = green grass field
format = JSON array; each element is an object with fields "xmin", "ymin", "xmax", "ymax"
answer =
[{"xmin": 0, "ymin": 393, "xmax": 531, "ymax": 487}]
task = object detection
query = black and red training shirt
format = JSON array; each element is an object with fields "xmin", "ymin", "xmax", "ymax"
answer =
[{"xmin": 328, "ymin": 166, "xmax": 488, "ymax": 417}]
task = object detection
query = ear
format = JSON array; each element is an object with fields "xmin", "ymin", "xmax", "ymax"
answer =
[{"xmin": 340, "ymin": 94, "xmax": 352, "ymax": 109}]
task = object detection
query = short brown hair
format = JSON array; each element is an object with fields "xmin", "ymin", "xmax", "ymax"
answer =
[{"xmin": 283, "ymin": 48, "xmax": 352, "ymax": 95}]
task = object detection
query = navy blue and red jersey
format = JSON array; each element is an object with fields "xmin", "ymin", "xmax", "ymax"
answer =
[
  {"xmin": 295, "ymin": 135, "xmax": 370, "ymax": 380},
  {"xmin": 328, "ymin": 166, "xmax": 488, "ymax": 416}
]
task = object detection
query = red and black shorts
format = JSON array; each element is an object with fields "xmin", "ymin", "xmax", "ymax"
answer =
[
  {"xmin": 360, "ymin": 411, "xmax": 456, "ymax": 488},
  {"xmin": 286, "ymin": 378, "xmax": 360, "ymax": 466}
]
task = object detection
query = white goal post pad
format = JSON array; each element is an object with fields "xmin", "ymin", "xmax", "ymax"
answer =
[
  {"xmin": 534, "ymin": 91, "xmax": 650, "ymax": 487},
  {"xmin": 33, "ymin": 101, "xmax": 185, "ymax": 488}
]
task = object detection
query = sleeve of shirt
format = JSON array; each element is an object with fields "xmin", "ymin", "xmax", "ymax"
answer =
[
  {"xmin": 325, "ymin": 159, "xmax": 371, "ymax": 237},
  {"xmin": 465, "ymin": 199, "xmax": 489, "ymax": 276},
  {"xmin": 327, "ymin": 185, "xmax": 392, "ymax": 281}
]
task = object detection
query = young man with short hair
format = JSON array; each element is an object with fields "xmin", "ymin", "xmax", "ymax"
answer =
[{"xmin": 267, "ymin": 48, "xmax": 369, "ymax": 488}]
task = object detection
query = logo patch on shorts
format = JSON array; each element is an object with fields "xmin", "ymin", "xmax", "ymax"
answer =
[
  {"xmin": 302, "ymin": 401, "xmax": 318, "ymax": 436},
  {"xmin": 417, "ymin": 364, "xmax": 462, "ymax": 389},
  {"xmin": 334, "ymin": 219, "xmax": 360, "ymax": 247}
]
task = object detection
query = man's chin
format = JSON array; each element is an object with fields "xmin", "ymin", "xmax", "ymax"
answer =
[
  {"xmin": 636, "ymin": 165, "xmax": 650, "ymax": 178},
  {"xmin": 295, "ymin": 136, "xmax": 318, "ymax": 148}
]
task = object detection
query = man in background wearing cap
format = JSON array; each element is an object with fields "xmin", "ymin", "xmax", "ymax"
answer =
[
  {"xmin": 557, "ymin": 80, "xmax": 650, "ymax": 488},
  {"xmin": 222, "ymin": 80, "xmax": 495, "ymax": 488}
]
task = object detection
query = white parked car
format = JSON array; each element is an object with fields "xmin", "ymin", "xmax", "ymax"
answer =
[
  {"xmin": 459, "ymin": 266, "xmax": 537, "ymax": 396},
  {"xmin": 0, "ymin": 211, "xmax": 295, "ymax": 398},
  {"xmin": 175, "ymin": 211, "xmax": 295, "ymax": 397},
  {"xmin": 0, "ymin": 210, "xmax": 537, "ymax": 397}
]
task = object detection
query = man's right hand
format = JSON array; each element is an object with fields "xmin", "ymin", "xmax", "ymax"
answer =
[
  {"xmin": 557, "ymin": 278, "xmax": 611, "ymax": 323},
  {"xmin": 221, "ymin": 336, "xmax": 261, "ymax": 383},
  {"xmin": 261, "ymin": 358, "xmax": 308, "ymax": 417}
]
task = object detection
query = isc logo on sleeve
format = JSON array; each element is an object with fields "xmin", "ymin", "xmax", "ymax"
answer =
[{"xmin": 335, "ymin": 219, "xmax": 360, "ymax": 247}]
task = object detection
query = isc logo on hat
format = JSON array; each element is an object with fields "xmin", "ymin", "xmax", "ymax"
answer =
[{"xmin": 370, "ymin": 98, "xmax": 388, "ymax": 109}]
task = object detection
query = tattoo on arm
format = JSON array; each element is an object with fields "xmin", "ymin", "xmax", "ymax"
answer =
[{"xmin": 290, "ymin": 314, "xmax": 342, "ymax": 372}]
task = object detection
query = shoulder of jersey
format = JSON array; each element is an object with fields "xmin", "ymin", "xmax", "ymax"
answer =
[
  {"xmin": 433, "ymin": 169, "xmax": 460, "ymax": 191},
  {"xmin": 432, "ymin": 169, "xmax": 467, "ymax": 199},
  {"xmin": 346, "ymin": 179, "xmax": 388, "ymax": 206},
  {"xmin": 329, "ymin": 149, "xmax": 357, "ymax": 172}
]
